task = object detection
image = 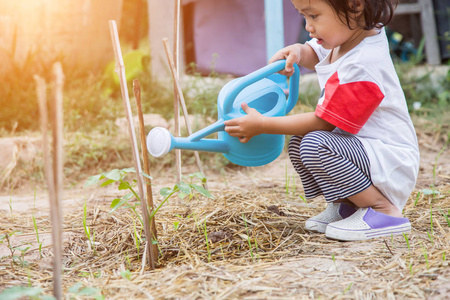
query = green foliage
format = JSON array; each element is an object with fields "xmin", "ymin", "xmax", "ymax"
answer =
[
  {"xmin": 0, "ymin": 286, "xmax": 48, "ymax": 300},
  {"xmin": 396, "ymin": 65, "xmax": 450, "ymax": 115},
  {"xmin": 68, "ymin": 282, "xmax": 104, "ymax": 300},
  {"xmin": 0, "ymin": 231, "xmax": 32, "ymax": 268},
  {"xmin": 85, "ymin": 168, "xmax": 213, "ymax": 239}
]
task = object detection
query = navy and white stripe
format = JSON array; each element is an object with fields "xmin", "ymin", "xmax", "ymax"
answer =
[{"xmin": 288, "ymin": 131, "xmax": 372, "ymax": 202}]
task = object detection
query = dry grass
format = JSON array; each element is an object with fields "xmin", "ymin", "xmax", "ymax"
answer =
[{"xmin": 1, "ymin": 182, "xmax": 449, "ymax": 299}]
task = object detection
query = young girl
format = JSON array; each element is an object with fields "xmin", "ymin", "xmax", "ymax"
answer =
[{"xmin": 224, "ymin": 0, "xmax": 420, "ymax": 241}]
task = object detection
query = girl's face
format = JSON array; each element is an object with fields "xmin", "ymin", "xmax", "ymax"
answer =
[{"xmin": 292, "ymin": 0, "xmax": 362, "ymax": 50}]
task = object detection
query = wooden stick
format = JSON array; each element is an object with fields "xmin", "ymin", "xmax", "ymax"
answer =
[
  {"xmin": 133, "ymin": 79, "xmax": 158, "ymax": 269},
  {"xmin": 34, "ymin": 74, "xmax": 63, "ymax": 300},
  {"xmin": 51, "ymin": 62, "xmax": 64, "ymax": 299},
  {"xmin": 162, "ymin": 38, "xmax": 207, "ymax": 188},
  {"xmin": 173, "ymin": 0, "xmax": 182, "ymax": 183},
  {"xmin": 109, "ymin": 20, "xmax": 153, "ymax": 269}
]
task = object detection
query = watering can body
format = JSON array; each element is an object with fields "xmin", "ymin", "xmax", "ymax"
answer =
[{"xmin": 147, "ymin": 60, "xmax": 300, "ymax": 167}]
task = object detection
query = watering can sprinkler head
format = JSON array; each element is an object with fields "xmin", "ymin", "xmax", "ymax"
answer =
[
  {"xmin": 146, "ymin": 60, "xmax": 300, "ymax": 167},
  {"xmin": 146, "ymin": 127, "xmax": 172, "ymax": 157}
]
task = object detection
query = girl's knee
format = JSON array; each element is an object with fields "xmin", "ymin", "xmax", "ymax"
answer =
[{"xmin": 299, "ymin": 131, "xmax": 323, "ymax": 152}]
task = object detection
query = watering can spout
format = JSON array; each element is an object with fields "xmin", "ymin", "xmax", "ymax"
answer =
[{"xmin": 146, "ymin": 121, "xmax": 230, "ymax": 157}]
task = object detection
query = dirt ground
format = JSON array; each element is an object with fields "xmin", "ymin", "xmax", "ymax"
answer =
[{"xmin": 1, "ymin": 125, "xmax": 449, "ymax": 299}]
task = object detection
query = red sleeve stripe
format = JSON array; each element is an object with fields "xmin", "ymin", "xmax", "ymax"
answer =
[{"xmin": 315, "ymin": 72, "xmax": 384, "ymax": 134}]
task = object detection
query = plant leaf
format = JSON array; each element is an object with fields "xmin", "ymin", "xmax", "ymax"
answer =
[
  {"xmin": 100, "ymin": 179, "xmax": 116, "ymax": 187},
  {"xmin": 118, "ymin": 181, "xmax": 131, "ymax": 190},
  {"xmin": 123, "ymin": 192, "xmax": 134, "ymax": 200},
  {"xmin": 79, "ymin": 287, "xmax": 101, "ymax": 296},
  {"xmin": 0, "ymin": 286, "xmax": 43, "ymax": 300},
  {"xmin": 110, "ymin": 198, "xmax": 127, "ymax": 213},
  {"xmin": 141, "ymin": 172, "xmax": 153, "ymax": 180},
  {"xmin": 177, "ymin": 182, "xmax": 192, "ymax": 195},
  {"xmin": 160, "ymin": 187, "xmax": 173, "ymax": 198},
  {"xmin": 177, "ymin": 192, "xmax": 187, "ymax": 199},
  {"xmin": 421, "ymin": 188, "xmax": 441, "ymax": 195},
  {"xmin": 121, "ymin": 167, "xmax": 136, "ymax": 173},
  {"xmin": 103, "ymin": 169, "xmax": 121, "ymax": 181},
  {"xmin": 191, "ymin": 184, "xmax": 214, "ymax": 198},
  {"xmin": 84, "ymin": 174, "xmax": 103, "ymax": 187}
]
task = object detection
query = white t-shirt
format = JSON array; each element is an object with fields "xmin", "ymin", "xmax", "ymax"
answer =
[{"xmin": 306, "ymin": 27, "xmax": 420, "ymax": 210}]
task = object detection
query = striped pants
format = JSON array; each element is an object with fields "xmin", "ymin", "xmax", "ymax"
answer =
[{"xmin": 288, "ymin": 131, "xmax": 372, "ymax": 202}]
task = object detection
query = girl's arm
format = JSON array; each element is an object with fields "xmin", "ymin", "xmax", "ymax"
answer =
[
  {"xmin": 269, "ymin": 43, "xmax": 319, "ymax": 75},
  {"xmin": 224, "ymin": 103, "xmax": 335, "ymax": 143}
]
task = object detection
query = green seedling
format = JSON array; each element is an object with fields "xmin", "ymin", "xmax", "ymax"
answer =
[
  {"xmin": 68, "ymin": 282, "xmax": 104, "ymax": 300},
  {"xmin": 14, "ymin": 245, "xmax": 31, "ymax": 268},
  {"xmin": 193, "ymin": 213, "xmax": 202, "ymax": 235},
  {"xmin": 299, "ymin": 194, "xmax": 307, "ymax": 205},
  {"xmin": 254, "ymin": 239, "xmax": 260, "ymax": 260},
  {"xmin": 203, "ymin": 221, "xmax": 211, "ymax": 262},
  {"xmin": 403, "ymin": 233, "xmax": 410, "ymax": 251},
  {"xmin": 86, "ymin": 169, "xmax": 213, "ymax": 254},
  {"xmin": 86, "ymin": 169, "xmax": 212, "ymax": 228},
  {"xmin": 121, "ymin": 269, "xmax": 132, "ymax": 281},
  {"xmin": 133, "ymin": 218, "xmax": 142, "ymax": 261},
  {"xmin": 427, "ymin": 231, "xmax": 434, "ymax": 244},
  {"xmin": 414, "ymin": 191, "xmax": 421, "ymax": 206},
  {"xmin": 243, "ymin": 214, "xmax": 257, "ymax": 262},
  {"xmin": 125, "ymin": 250, "xmax": 131, "ymax": 270},
  {"xmin": 285, "ymin": 164, "xmax": 297, "ymax": 196},
  {"xmin": 343, "ymin": 283, "xmax": 353, "ymax": 294},
  {"xmin": 443, "ymin": 252, "xmax": 446, "ymax": 261},
  {"xmin": 1, "ymin": 231, "xmax": 31, "ymax": 268},
  {"xmin": 332, "ymin": 254, "xmax": 338, "ymax": 271},
  {"xmin": 173, "ymin": 221, "xmax": 180, "ymax": 230},
  {"xmin": 85, "ymin": 168, "xmax": 148, "ymax": 226},
  {"xmin": 82, "ymin": 198, "xmax": 96, "ymax": 255},
  {"xmin": 32, "ymin": 189, "xmax": 43, "ymax": 258},
  {"xmin": 220, "ymin": 244, "xmax": 225, "ymax": 260},
  {"xmin": 439, "ymin": 207, "xmax": 450, "ymax": 227}
]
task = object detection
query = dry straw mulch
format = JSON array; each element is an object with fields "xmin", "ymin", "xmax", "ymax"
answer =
[{"xmin": 1, "ymin": 181, "xmax": 449, "ymax": 299}]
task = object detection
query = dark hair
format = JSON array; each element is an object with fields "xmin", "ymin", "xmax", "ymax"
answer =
[{"xmin": 326, "ymin": 0, "xmax": 398, "ymax": 30}]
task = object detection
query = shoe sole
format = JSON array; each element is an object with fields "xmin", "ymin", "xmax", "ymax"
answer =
[{"xmin": 325, "ymin": 222, "xmax": 412, "ymax": 241}]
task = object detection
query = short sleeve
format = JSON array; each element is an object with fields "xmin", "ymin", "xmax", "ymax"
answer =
[
  {"xmin": 306, "ymin": 39, "xmax": 331, "ymax": 62},
  {"xmin": 315, "ymin": 71, "xmax": 384, "ymax": 134}
]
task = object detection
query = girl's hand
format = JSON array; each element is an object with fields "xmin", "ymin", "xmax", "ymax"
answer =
[
  {"xmin": 224, "ymin": 103, "xmax": 264, "ymax": 143},
  {"xmin": 269, "ymin": 44, "xmax": 302, "ymax": 76}
]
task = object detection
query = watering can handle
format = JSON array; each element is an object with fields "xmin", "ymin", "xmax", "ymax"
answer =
[{"xmin": 223, "ymin": 59, "xmax": 300, "ymax": 115}]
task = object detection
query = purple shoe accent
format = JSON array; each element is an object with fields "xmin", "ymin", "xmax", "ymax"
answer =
[
  {"xmin": 338, "ymin": 203, "xmax": 357, "ymax": 219},
  {"xmin": 363, "ymin": 208, "xmax": 410, "ymax": 229}
]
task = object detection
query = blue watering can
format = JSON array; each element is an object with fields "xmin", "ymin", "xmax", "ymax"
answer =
[{"xmin": 146, "ymin": 59, "xmax": 299, "ymax": 167}]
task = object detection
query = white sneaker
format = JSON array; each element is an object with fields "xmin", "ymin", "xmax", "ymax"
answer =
[
  {"xmin": 325, "ymin": 207, "xmax": 411, "ymax": 241},
  {"xmin": 305, "ymin": 202, "xmax": 357, "ymax": 233}
]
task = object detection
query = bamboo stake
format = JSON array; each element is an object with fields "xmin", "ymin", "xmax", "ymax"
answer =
[
  {"xmin": 162, "ymin": 38, "xmax": 207, "ymax": 188},
  {"xmin": 109, "ymin": 20, "xmax": 153, "ymax": 269},
  {"xmin": 173, "ymin": 0, "xmax": 182, "ymax": 183},
  {"xmin": 51, "ymin": 63, "xmax": 64, "ymax": 299},
  {"xmin": 133, "ymin": 79, "xmax": 158, "ymax": 269},
  {"xmin": 34, "ymin": 72, "xmax": 63, "ymax": 300}
]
